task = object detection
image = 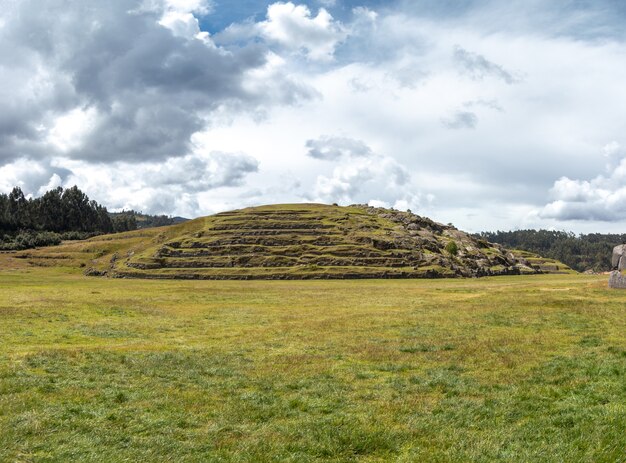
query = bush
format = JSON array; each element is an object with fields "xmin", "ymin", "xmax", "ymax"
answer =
[
  {"xmin": 0, "ymin": 231, "xmax": 62, "ymax": 250},
  {"xmin": 60, "ymin": 231, "xmax": 98, "ymax": 241},
  {"xmin": 445, "ymin": 241, "xmax": 459, "ymax": 255},
  {"xmin": 33, "ymin": 232, "xmax": 62, "ymax": 247},
  {"xmin": 14, "ymin": 232, "xmax": 35, "ymax": 249}
]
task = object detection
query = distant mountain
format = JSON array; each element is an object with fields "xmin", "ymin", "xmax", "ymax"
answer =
[{"xmin": 17, "ymin": 203, "xmax": 573, "ymax": 280}]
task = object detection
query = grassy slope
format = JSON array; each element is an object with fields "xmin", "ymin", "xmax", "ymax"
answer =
[
  {"xmin": 13, "ymin": 203, "xmax": 573, "ymax": 280},
  {"xmin": 1, "ymin": 265, "xmax": 624, "ymax": 462}
]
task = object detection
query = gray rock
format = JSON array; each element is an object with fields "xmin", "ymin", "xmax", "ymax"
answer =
[
  {"xmin": 608, "ymin": 270, "xmax": 626, "ymax": 289},
  {"xmin": 611, "ymin": 244, "xmax": 626, "ymax": 269},
  {"xmin": 84, "ymin": 267, "xmax": 107, "ymax": 277}
]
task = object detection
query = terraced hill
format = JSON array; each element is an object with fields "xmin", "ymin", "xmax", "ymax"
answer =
[
  {"xmin": 509, "ymin": 249, "xmax": 575, "ymax": 274},
  {"xmin": 12, "ymin": 204, "xmax": 573, "ymax": 279}
]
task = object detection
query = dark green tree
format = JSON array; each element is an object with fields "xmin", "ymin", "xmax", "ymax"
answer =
[
  {"xmin": 8, "ymin": 187, "xmax": 29, "ymax": 230},
  {"xmin": 38, "ymin": 187, "xmax": 65, "ymax": 232}
]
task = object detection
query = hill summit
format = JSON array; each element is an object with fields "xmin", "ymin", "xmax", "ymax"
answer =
[{"xmin": 16, "ymin": 203, "xmax": 573, "ymax": 279}]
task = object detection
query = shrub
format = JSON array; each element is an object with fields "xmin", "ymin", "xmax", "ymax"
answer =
[
  {"xmin": 33, "ymin": 232, "xmax": 62, "ymax": 247},
  {"xmin": 445, "ymin": 241, "xmax": 459, "ymax": 255},
  {"xmin": 14, "ymin": 232, "xmax": 35, "ymax": 249},
  {"xmin": 0, "ymin": 231, "xmax": 62, "ymax": 250},
  {"xmin": 60, "ymin": 231, "xmax": 98, "ymax": 241}
]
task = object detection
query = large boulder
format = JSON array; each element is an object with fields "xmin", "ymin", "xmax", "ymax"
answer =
[
  {"xmin": 612, "ymin": 245, "xmax": 626, "ymax": 270},
  {"xmin": 609, "ymin": 270, "xmax": 626, "ymax": 289}
]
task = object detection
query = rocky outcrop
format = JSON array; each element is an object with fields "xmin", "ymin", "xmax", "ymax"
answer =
[
  {"xmin": 609, "ymin": 270, "xmax": 626, "ymax": 289},
  {"xmin": 83, "ymin": 267, "xmax": 108, "ymax": 277},
  {"xmin": 609, "ymin": 244, "xmax": 626, "ymax": 289},
  {"xmin": 611, "ymin": 245, "xmax": 626, "ymax": 271}
]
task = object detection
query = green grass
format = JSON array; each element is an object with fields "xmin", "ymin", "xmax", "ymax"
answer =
[{"xmin": 1, "ymin": 267, "xmax": 625, "ymax": 462}]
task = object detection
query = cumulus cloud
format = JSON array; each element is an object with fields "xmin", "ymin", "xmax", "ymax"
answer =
[
  {"xmin": 310, "ymin": 137, "xmax": 422, "ymax": 211},
  {"xmin": 313, "ymin": 156, "xmax": 414, "ymax": 205},
  {"xmin": 241, "ymin": 51, "xmax": 319, "ymax": 109},
  {"xmin": 0, "ymin": 159, "xmax": 72, "ymax": 196},
  {"xmin": 305, "ymin": 135, "xmax": 373, "ymax": 160},
  {"xmin": 215, "ymin": 2, "xmax": 347, "ymax": 61},
  {"xmin": 157, "ymin": 0, "xmax": 213, "ymax": 40},
  {"xmin": 158, "ymin": 11, "xmax": 207, "ymax": 40},
  {"xmin": 539, "ymin": 142, "xmax": 626, "ymax": 221},
  {"xmin": 0, "ymin": 0, "xmax": 312, "ymax": 165},
  {"xmin": 258, "ymin": 2, "xmax": 347, "ymax": 61},
  {"xmin": 163, "ymin": 0, "xmax": 212, "ymax": 14},
  {"xmin": 453, "ymin": 46, "xmax": 519, "ymax": 84}
]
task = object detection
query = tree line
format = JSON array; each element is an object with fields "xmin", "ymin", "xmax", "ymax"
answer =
[
  {"xmin": 479, "ymin": 229, "xmax": 626, "ymax": 272},
  {"xmin": 0, "ymin": 186, "xmax": 178, "ymax": 250}
]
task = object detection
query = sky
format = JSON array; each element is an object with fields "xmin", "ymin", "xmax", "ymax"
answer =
[{"xmin": 1, "ymin": 0, "xmax": 626, "ymax": 232}]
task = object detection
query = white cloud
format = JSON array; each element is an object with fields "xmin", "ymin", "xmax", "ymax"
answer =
[
  {"xmin": 138, "ymin": 0, "xmax": 212, "ymax": 15},
  {"xmin": 37, "ymin": 173, "xmax": 63, "ymax": 196},
  {"xmin": 0, "ymin": 159, "xmax": 71, "ymax": 195},
  {"xmin": 47, "ymin": 107, "xmax": 97, "ymax": 152},
  {"xmin": 259, "ymin": 2, "xmax": 347, "ymax": 61},
  {"xmin": 163, "ymin": 0, "xmax": 212, "ymax": 15},
  {"xmin": 538, "ymin": 143, "xmax": 626, "ymax": 221},
  {"xmin": 158, "ymin": 11, "xmax": 207, "ymax": 40},
  {"xmin": 311, "ymin": 138, "xmax": 421, "ymax": 210},
  {"xmin": 157, "ymin": 0, "xmax": 214, "ymax": 41},
  {"xmin": 241, "ymin": 51, "xmax": 318, "ymax": 109}
]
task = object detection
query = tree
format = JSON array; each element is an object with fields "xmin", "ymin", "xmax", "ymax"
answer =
[
  {"xmin": 61, "ymin": 185, "xmax": 98, "ymax": 231},
  {"xmin": 0, "ymin": 193, "xmax": 9, "ymax": 230},
  {"xmin": 7, "ymin": 187, "xmax": 28, "ymax": 230},
  {"xmin": 38, "ymin": 187, "xmax": 65, "ymax": 232},
  {"xmin": 112, "ymin": 212, "xmax": 137, "ymax": 232}
]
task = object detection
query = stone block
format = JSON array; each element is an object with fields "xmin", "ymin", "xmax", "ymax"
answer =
[
  {"xmin": 612, "ymin": 245, "xmax": 626, "ymax": 269},
  {"xmin": 608, "ymin": 270, "xmax": 626, "ymax": 289}
]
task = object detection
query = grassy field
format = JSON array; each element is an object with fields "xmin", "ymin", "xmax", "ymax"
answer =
[{"xmin": 1, "ymin": 266, "xmax": 625, "ymax": 462}]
